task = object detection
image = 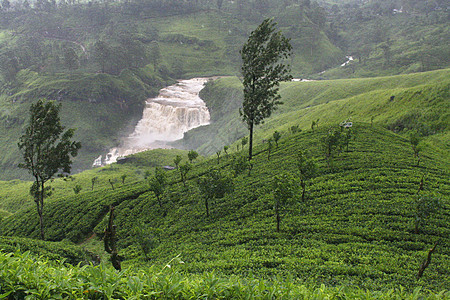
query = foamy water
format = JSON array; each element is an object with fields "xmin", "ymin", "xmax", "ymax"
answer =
[{"xmin": 94, "ymin": 78, "xmax": 210, "ymax": 166}]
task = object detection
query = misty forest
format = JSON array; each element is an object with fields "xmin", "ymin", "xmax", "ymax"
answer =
[{"xmin": 0, "ymin": 0, "xmax": 449, "ymax": 298}]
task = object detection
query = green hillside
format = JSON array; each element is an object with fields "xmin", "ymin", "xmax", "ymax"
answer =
[
  {"xmin": 179, "ymin": 69, "xmax": 450, "ymax": 155},
  {"xmin": 1, "ymin": 124, "xmax": 449, "ymax": 292}
]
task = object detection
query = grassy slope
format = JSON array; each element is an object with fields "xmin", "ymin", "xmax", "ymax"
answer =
[
  {"xmin": 180, "ymin": 69, "xmax": 449, "ymax": 155},
  {"xmin": 1, "ymin": 124, "xmax": 448, "ymax": 292}
]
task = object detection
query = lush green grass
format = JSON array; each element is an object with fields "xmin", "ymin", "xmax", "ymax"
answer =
[
  {"xmin": 1, "ymin": 124, "xmax": 448, "ymax": 292},
  {"xmin": 1, "ymin": 251, "xmax": 447, "ymax": 300}
]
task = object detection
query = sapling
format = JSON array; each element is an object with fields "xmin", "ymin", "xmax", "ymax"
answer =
[
  {"xmin": 132, "ymin": 222, "xmax": 159, "ymax": 260},
  {"xmin": 148, "ymin": 167, "xmax": 167, "ymax": 208},
  {"xmin": 173, "ymin": 155, "xmax": 182, "ymax": 169},
  {"xmin": 91, "ymin": 176, "xmax": 98, "ymax": 190},
  {"xmin": 290, "ymin": 125, "xmax": 300, "ymax": 134},
  {"xmin": 322, "ymin": 127, "xmax": 344, "ymax": 168},
  {"xmin": 241, "ymin": 136, "xmax": 248, "ymax": 149},
  {"xmin": 121, "ymin": 174, "xmax": 127, "ymax": 184},
  {"xmin": 179, "ymin": 162, "xmax": 192, "ymax": 187},
  {"xmin": 197, "ymin": 169, "xmax": 234, "ymax": 217},
  {"xmin": 296, "ymin": 150, "xmax": 317, "ymax": 201},
  {"xmin": 232, "ymin": 155, "xmax": 250, "ymax": 177},
  {"xmin": 73, "ymin": 184, "xmax": 82, "ymax": 194},
  {"xmin": 216, "ymin": 150, "xmax": 221, "ymax": 164},
  {"xmin": 414, "ymin": 196, "xmax": 440, "ymax": 234},
  {"xmin": 272, "ymin": 174, "xmax": 297, "ymax": 232},
  {"xmin": 273, "ymin": 131, "xmax": 281, "ymax": 148},
  {"xmin": 188, "ymin": 150, "xmax": 199, "ymax": 163},
  {"xmin": 108, "ymin": 178, "xmax": 116, "ymax": 190},
  {"xmin": 223, "ymin": 145, "xmax": 229, "ymax": 155}
]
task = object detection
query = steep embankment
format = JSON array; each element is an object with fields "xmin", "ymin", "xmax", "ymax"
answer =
[
  {"xmin": 1, "ymin": 124, "xmax": 448, "ymax": 291},
  {"xmin": 181, "ymin": 69, "xmax": 449, "ymax": 155}
]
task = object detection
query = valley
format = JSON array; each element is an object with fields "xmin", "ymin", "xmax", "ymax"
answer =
[{"xmin": 0, "ymin": 0, "xmax": 449, "ymax": 298}]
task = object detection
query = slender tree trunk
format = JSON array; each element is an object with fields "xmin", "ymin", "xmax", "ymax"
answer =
[
  {"xmin": 39, "ymin": 181, "xmax": 45, "ymax": 240},
  {"xmin": 205, "ymin": 198, "xmax": 209, "ymax": 217},
  {"xmin": 301, "ymin": 180, "xmax": 306, "ymax": 201},
  {"xmin": 276, "ymin": 212, "xmax": 280, "ymax": 232},
  {"xmin": 417, "ymin": 242, "xmax": 438, "ymax": 279},
  {"xmin": 249, "ymin": 121, "xmax": 254, "ymax": 160}
]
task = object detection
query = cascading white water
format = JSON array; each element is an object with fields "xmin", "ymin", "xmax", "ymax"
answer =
[{"xmin": 97, "ymin": 78, "xmax": 210, "ymax": 165}]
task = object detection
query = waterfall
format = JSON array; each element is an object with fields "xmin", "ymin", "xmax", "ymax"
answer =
[{"xmin": 97, "ymin": 78, "xmax": 210, "ymax": 166}]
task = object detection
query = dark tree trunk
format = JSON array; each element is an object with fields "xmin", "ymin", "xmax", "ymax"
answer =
[
  {"xmin": 39, "ymin": 181, "xmax": 45, "ymax": 240},
  {"xmin": 417, "ymin": 242, "xmax": 438, "ymax": 279},
  {"xmin": 249, "ymin": 121, "xmax": 254, "ymax": 160},
  {"xmin": 205, "ymin": 198, "xmax": 209, "ymax": 217},
  {"xmin": 301, "ymin": 180, "xmax": 306, "ymax": 201},
  {"xmin": 276, "ymin": 212, "xmax": 280, "ymax": 232}
]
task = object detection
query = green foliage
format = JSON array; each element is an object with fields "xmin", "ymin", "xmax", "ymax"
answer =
[
  {"xmin": 409, "ymin": 131, "xmax": 422, "ymax": 165},
  {"xmin": 121, "ymin": 174, "xmax": 127, "ymax": 184},
  {"xmin": 132, "ymin": 222, "xmax": 159, "ymax": 260},
  {"xmin": 1, "ymin": 251, "xmax": 446, "ymax": 299},
  {"xmin": 414, "ymin": 196, "xmax": 441, "ymax": 234},
  {"xmin": 73, "ymin": 184, "xmax": 82, "ymax": 195},
  {"xmin": 240, "ymin": 18, "xmax": 292, "ymax": 160},
  {"xmin": 91, "ymin": 176, "xmax": 98, "ymax": 191},
  {"xmin": 187, "ymin": 150, "xmax": 199, "ymax": 163},
  {"xmin": 197, "ymin": 169, "xmax": 234, "ymax": 217},
  {"xmin": 273, "ymin": 131, "xmax": 281, "ymax": 147},
  {"xmin": 148, "ymin": 167, "xmax": 167, "ymax": 208},
  {"xmin": 321, "ymin": 126, "xmax": 344, "ymax": 168},
  {"xmin": 296, "ymin": 150, "xmax": 317, "ymax": 201},
  {"xmin": 231, "ymin": 155, "xmax": 250, "ymax": 177},
  {"xmin": 272, "ymin": 173, "xmax": 298, "ymax": 232},
  {"xmin": 0, "ymin": 237, "xmax": 92, "ymax": 265},
  {"xmin": 179, "ymin": 162, "xmax": 192, "ymax": 187},
  {"xmin": 18, "ymin": 99, "xmax": 81, "ymax": 240},
  {"xmin": 290, "ymin": 125, "xmax": 300, "ymax": 134},
  {"xmin": 173, "ymin": 155, "xmax": 182, "ymax": 170}
]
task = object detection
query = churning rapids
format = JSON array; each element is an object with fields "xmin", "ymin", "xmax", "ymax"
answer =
[{"xmin": 93, "ymin": 78, "xmax": 210, "ymax": 166}]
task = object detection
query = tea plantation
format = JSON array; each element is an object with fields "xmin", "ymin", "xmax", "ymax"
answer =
[{"xmin": 0, "ymin": 122, "xmax": 448, "ymax": 298}]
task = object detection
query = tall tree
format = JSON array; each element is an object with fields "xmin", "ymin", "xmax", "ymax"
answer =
[
  {"xmin": 240, "ymin": 18, "xmax": 292, "ymax": 161},
  {"xmin": 18, "ymin": 99, "xmax": 81, "ymax": 240}
]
